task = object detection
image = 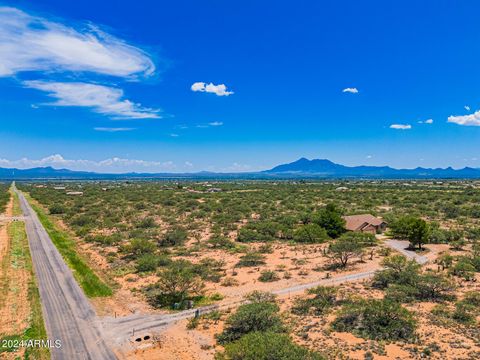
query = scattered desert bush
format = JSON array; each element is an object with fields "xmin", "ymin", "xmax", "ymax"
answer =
[
  {"xmin": 158, "ymin": 227, "xmax": 188, "ymax": 247},
  {"xmin": 332, "ymin": 298, "xmax": 416, "ymax": 341},
  {"xmin": 216, "ymin": 332, "xmax": 324, "ymax": 360},
  {"xmin": 217, "ymin": 302, "xmax": 285, "ymax": 344},
  {"xmin": 236, "ymin": 252, "xmax": 266, "ymax": 267},
  {"xmin": 374, "ymin": 255, "xmax": 455, "ymax": 302},
  {"xmin": 144, "ymin": 261, "xmax": 205, "ymax": 308},
  {"xmin": 258, "ymin": 270, "xmax": 280, "ymax": 282},
  {"xmin": 291, "ymin": 286, "xmax": 338, "ymax": 315}
]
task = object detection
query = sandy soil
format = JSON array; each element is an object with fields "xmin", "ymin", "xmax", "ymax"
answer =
[
  {"xmin": 0, "ymin": 197, "xmax": 31, "ymax": 359},
  {"xmin": 124, "ymin": 319, "xmax": 220, "ymax": 360}
]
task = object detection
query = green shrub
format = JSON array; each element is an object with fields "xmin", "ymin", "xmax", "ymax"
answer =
[
  {"xmin": 258, "ymin": 270, "xmax": 279, "ymax": 282},
  {"xmin": 137, "ymin": 217, "xmax": 157, "ymax": 228},
  {"xmin": 236, "ymin": 252, "xmax": 266, "ymax": 267},
  {"xmin": 291, "ymin": 286, "xmax": 337, "ymax": 315},
  {"xmin": 136, "ymin": 254, "xmax": 161, "ymax": 272},
  {"xmin": 48, "ymin": 204, "xmax": 66, "ymax": 214},
  {"xmin": 373, "ymin": 255, "xmax": 420, "ymax": 289},
  {"xmin": 208, "ymin": 235, "xmax": 235, "ymax": 249},
  {"xmin": 450, "ymin": 261, "xmax": 476, "ymax": 280},
  {"xmin": 216, "ymin": 332, "xmax": 324, "ymax": 360},
  {"xmin": 158, "ymin": 227, "xmax": 188, "ymax": 247},
  {"xmin": 244, "ymin": 291, "xmax": 277, "ymax": 304},
  {"xmin": 217, "ymin": 302, "xmax": 285, "ymax": 344},
  {"xmin": 331, "ymin": 299, "xmax": 416, "ymax": 341},
  {"xmin": 121, "ymin": 238, "xmax": 156, "ymax": 259}
]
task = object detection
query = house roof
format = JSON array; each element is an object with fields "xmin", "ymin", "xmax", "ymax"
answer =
[{"xmin": 343, "ymin": 214, "xmax": 386, "ymax": 231}]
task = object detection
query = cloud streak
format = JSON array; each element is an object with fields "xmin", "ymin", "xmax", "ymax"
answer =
[
  {"xmin": 24, "ymin": 81, "xmax": 160, "ymax": 119},
  {"xmin": 94, "ymin": 127, "xmax": 135, "ymax": 132},
  {"xmin": 191, "ymin": 82, "xmax": 234, "ymax": 96},
  {"xmin": 418, "ymin": 119, "xmax": 433, "ymax": 124},
  {"xmin": 0, "ymin": 6, "xmax": 154, "ymax": 78},
  {"xmin": 390, "ymin": 124, "xmax": 412, "ymax": 130}
]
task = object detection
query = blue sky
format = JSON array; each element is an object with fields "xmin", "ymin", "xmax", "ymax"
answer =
[{"xmin": 1, "ymin": 0, "xmax": 480, "ymax": 173}]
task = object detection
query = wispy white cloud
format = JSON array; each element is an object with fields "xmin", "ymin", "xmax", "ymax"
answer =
[
  {"xmin": 191, "ymin": 82, "xmax": 234, "ymax": 96},
  {"xmin": 390, "ymin": 124, "xmax": 412, "ymax": 130},
  {"xmin": 448, "ymin": 111, "xmax": 480, "ymax": 126},
  {"xmin": 418, "ymin": 118, "xmax": 433, "ymax": 124},
  {"xmin": 0, "ymin": 7, "xmax": 154, "ymax": 78},
  {"xmin": 465, "ymin": 105, "xmax": 471, "ymax": 111},
  {"xmin": 342, "ymin": 87, "xmax": 359, "ymax": 94},
  {"xmin": 24, "ymin": 81, "xmax": 160, "ymax": 119},
  {"xmin": 208, "ymin": 121, "xmax": 223, "ymax": 126},
  {"xmin": 94, "ymin": 127, "xmax": 135, "ymax": 132},
  {"xmin": 0, "ymin": 154, "xmax": 180, "ymax": 173}
]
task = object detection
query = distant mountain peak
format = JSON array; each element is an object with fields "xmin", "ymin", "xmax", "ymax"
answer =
[
  {"xmin": 264, "ymin": 157, "xmax": 480, "ymax": 179},
  {"xmin": 265, "ymin": 157, "xmax": 346, "ymax": 173}
]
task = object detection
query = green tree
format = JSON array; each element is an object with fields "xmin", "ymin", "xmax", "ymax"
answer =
[
  {"xmin": 390, "ymin": 216, "xmax": 430, "ymax": 250},
  {"xmin": 328, "ymin": 235, "xmax": 364, "ymax": 268},
  {"xmin": 293, "ymin": 224, "xmax": 329, "ymax": 243},
  {"xmin": 373, "ymin": 255, "xmax": 420, "ymax": 289},
  {"xmin": 144, "ymin": 260, "xmax": 205, "ymax": 308},
  {"xmin": 314, "ymin": 203, "xmax": 346, "ymax": 238}
]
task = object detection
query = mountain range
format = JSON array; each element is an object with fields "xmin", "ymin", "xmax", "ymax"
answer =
[{"xmin": 1, "ymin": 158, "xmax": 480, "ymax": 180}]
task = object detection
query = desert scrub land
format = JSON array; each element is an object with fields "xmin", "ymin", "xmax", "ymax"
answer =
[
  {"xmin": 24, "ymin": 193, "xmax": 112, "ymax": 298},
  {"xmin": 0, "ymin": 188, "xmax": 49, "ymax": 360},
  {"xmin": 17, "ymin": 180, "xmax": 480, "ymax": 358}
]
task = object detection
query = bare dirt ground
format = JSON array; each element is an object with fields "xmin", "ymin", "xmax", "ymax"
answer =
[
  {"xmin": 0, "ymin": 197, "xmax": 31, "ymax": 359},
  {"xmin": 124, "ymin": 319, "xmax": 220, "ymax": 360}
]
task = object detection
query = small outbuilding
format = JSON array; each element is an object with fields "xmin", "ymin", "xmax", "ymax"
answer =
[{"xmin": 343, "ymin": 214, "xmax": 387, "ymax": 234}]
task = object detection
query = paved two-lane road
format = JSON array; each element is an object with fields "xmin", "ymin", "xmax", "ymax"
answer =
[{"xmin": 15, "ymin": 187, "xmax": 117, "ymax": 360}]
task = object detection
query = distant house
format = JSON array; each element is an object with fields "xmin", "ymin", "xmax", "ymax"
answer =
[
  {"xmin": 343, "ymin": 214, "xmax": 387, "ymax": 234},
  {"xmin": 66, "ymin": 191, "xmax": 83, "ymax": 196},
  {"xmin": 206, "ymin": 188, "xmax": 222, "ymax": 193},
  {"xmin": 53, "ymin": 186, "xmax": 66, "ymax": 190}
]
